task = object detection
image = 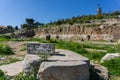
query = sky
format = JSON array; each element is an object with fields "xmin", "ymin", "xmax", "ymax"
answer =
[{"xmin": 0, "ymin": 0, "xmax": 120, "ymax": 27}]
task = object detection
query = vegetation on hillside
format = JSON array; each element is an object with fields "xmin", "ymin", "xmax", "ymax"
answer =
[
  {"xmin": 48, "ymin": 10, "xmax": 120, "ymax": 26},
  {"xmin": 1, "ymin": 10, "xmax": 119, "ymax": 30},
  {"xmin": 21, "ymin": 18, "xmax": 44, "ymax": 29}
]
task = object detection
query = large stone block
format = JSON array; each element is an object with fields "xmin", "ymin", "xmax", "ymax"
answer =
[
  {"xmin": 94, "ymin": 64, "xmax": 109, "ymax": 80},
  {"xmin": 27, "ymin": 42, "xmax": 55, "ymax": 54},
  {"xmin": 101, "ymin": 53, "xmax": 120, "ymax": 63},
  {"xmin": 23, "ymin": 54, "xmax": 42, "ymax": 75},
  {"xmin": 38, "ymin": 61, "xmax": 89, "ymax": 80},
  {"xmin": 38, "ymin": 49, "xmax": 90, "ymax": 80},
  {"xmin": 49, "ymin": 49, "xmax": 90, "ymax": 64}
]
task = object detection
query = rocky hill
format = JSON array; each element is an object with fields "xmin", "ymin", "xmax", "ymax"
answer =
[{"xmin": 34, "ymin": 18, "xmax": 120, "ymax": 41}]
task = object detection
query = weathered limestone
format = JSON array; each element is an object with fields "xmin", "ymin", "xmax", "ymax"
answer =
[
  {"xmin": 27, "ymin": 42, "xmax": 55, "ymax": 54},
  {"xmin": 23, "ymin": 54, "xmax": 41, "ymax": 75},
  {"xmin": 0, "ymin": 61, "xmax": 23, "ymax": 76},
  {"xmin": 94, "ymin": 64, "xmax": 109, "ymax": 80},
  {"xmin": 38, "ymin": 49, "xmax": 90, "ymax": 80},
  {"xmin": 34, "ymin": 20, "xmax": 120, "ymax": 40},
  {"xmin": 39, "ymin": 61, "xmax": 89, "ymax": 80},
  {"xmin": 90, "ymin": 63, "xmax": 110, "ymax": 80},
  {"xmin": 101, "ymin": 53, "xmax": 120, "ymax": 63},
  {"xmin": 48, "ymin": 49, "xmax": 89, "ymax": 63}
]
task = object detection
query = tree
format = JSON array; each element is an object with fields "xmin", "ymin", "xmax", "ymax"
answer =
[
  {"xmin": 15, "ymin": 26, "xmax": 18, "ymax": 30},
  {"xmin": 26, "ymin": 18, "xmax": 35, "ymax": 27},
  {"xmin": 21, "ymin": 18, "xmax": 44, "ymax": 29},
  {"xmin": 21, "ymin": 24, "xmax": 28, "ymax": 29},
  {"xmin": 34, "ymin": 22, "xmax": 43, "ymax": 28},
  {"xmin": 111, "ymin": 10, "xmax": 120, "ymax": 15},
  {"xmin": 21, "ymin": 18, "xmax": 35, "ymax": 29},
  {"xmin": 96, "ymin": 14, "xmax": 103, "ymax": 19},
  {"xmin": 7, "ymin": 25, "xmax": 14, "ymax": 32}
]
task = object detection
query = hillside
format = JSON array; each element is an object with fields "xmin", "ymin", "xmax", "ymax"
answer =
[
  {"xmin": 34, "ymin": 18, "xmax": 120, "ymax": 41},
  {"xmin": 32, "ymin": 11, "xmax": 120, "ymax": 41}
]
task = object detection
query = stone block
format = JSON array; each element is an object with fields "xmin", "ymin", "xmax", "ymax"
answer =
[
  {"xmin": 101, "ymin": 53, "xmax": 120, "ymax": 63},
  {"xmin": 38, "ymin": 49, "xmax": 90, "ymax": 80},
  {"xmin": 23, "ymin": 54, "xmax": 42, "ymax": 75},
  {"xmin": 27, "ymin": 42, "xmax": 55, "ymax": 54},
  {"xmin": 38, "ymin": 61, "xmax": 89, "ymax": 80}
]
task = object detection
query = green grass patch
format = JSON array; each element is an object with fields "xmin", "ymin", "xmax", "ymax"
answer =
[
  {"xmin": 56, "ymin": 40, "xmax": 106, "ymax": 61},
  {"xmin": 0, "ymin": 35, "xmax": 11, "ymax": 41},
  {"xmin": 102, "ymin": 58, "xmax": 120, "ymax": 76},
  {"xmin": 20, "ymin": 47, "xmax": 26, "ymax": 51},
  {"xmin": 0, "ymin": 56, "xmax": 21, "ymax": 66},
  {"xmin": 106, "ymin": 44, "xmax": 120, "ymax": 53},
  {"xmin": 82, "ymin": 52, "xmax": 106, "ymax": 61},
  {"xmin": 81, "ymin": 42, "xmax": 111, "ymax": 50}
]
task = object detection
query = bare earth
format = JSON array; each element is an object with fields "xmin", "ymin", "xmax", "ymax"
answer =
[{"xmin": 7, "ymin": 41, "xmax": 27, "ymax": 55}]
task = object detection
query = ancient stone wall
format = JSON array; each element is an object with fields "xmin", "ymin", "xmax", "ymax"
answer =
[
  {"xmin": 27, "ymin": 42, "xmax": 55, "ymax": 54},
  {"xmin": 34, "ymin": 18, "xmax": 120, "ymax": 40}
]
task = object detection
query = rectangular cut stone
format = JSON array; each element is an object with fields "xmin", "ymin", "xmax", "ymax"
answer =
[
  {"xmin": 39, "ymin": 61, "xmax": 89, "ymax": 80},
  {"xmin": 38, "ymin": 49, "xmax": 90, "ymax": 80},
  {"xmin": 27, "ymin": 42, "xmax": 55, "ymax": 54}
]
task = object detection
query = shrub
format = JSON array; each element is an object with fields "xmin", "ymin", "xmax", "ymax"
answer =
[
  {"xmin": 0, "ymin": 35, "xmax": 11, "ymax": 41},
  {"xmin": 0, "ymin": 70, "xmax": 4, "ymax": 76},
  {"xmin": 0, "ymin": 44, "xmax": 14, "ymax": 55},
  {"xmin": 0, "ymin": 70, "xmax": 7, "ymax": 80}
]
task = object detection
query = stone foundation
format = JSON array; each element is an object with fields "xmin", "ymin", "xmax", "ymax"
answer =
[
  {"xmin": 38, "ymin": 49, "xmax": 90, "ymax": 80},
  {"xmin": 39, "ymin": 61, "xmax": 89, "ymax": 80},
  {"xmin": 27, "ymin": 42, "xmax": 55, "ymax": 54}
]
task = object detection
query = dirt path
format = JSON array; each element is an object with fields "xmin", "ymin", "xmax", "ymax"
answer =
[{"xmin": 7, "ymin": 41, "xmax": 27, "ymax": 55}]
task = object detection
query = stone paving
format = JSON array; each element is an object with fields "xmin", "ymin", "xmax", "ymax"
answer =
[{"xmin": 0, "ymin": 61, "xmax": 23, "ymax": 76}]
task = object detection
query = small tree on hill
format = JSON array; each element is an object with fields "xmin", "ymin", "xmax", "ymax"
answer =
[{"xmin": 15, "ymin": 26, "xmax": 18, "ymax": 30}]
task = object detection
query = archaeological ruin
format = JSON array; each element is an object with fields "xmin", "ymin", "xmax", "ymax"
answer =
[{"xmin": 34, "ymin": 18, "xmax": 120, "ymax": 41}]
